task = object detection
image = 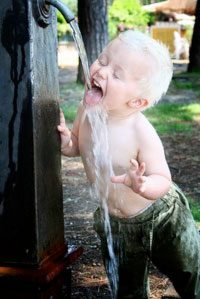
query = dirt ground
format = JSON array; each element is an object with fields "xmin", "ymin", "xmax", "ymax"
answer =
[{"xmin": 58, "ymin": 44, "xmax": 200, "ymax": 299}]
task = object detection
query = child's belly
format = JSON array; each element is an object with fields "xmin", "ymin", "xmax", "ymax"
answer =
[
  {"xmin": 79, "ymin": 147, "xmax": 154, "ymax": 217},
  {"xmin": 107, "ymin": 184, "xmax": 154, "ymax": 218},
  {"xmin": 78, "ymin": 119, "xmax": 154, "ymax": 217},
  {"xmin": 80, "ymin": 154, "xmax": 154, "ymax": 217}
]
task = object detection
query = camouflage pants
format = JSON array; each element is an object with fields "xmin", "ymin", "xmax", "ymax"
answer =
[{"xmin": 93, "ymin": 183, "xmax": 200, "ymax": 299}]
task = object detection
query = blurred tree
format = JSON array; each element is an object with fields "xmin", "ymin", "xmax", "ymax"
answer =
[
  {"xmin": 57, "ymin": 0, "xmax": 77, "ymax": 40},
  {"xmin": 63, "ymin": 0, "xmax": 77, "ymax": 15},
  {"xmin": 108, "ymin": 0, "xmax": 149, "ymax": 39},
  {"xmin": 57, "ymin": 10, "xmax": 70, "ymax": 40},
  {"xmin": 77, "ymin": 0, "xmax": 108, "ymax": 84},
  {"xmin": 188, "ymin": 0, "xmax": 200, "ymax": 71}
]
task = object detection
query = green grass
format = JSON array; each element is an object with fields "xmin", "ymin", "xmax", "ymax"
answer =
[
  {"xmin": 61, "ymin": 102, "xmax": 200, "ymax": 134},
  {"xmin": 144, "ymin": 103, "xmax": 200, "ymax": 134},
  {"xmin": 173, "ymin": 80, "xmax": 193, "ymax": 89},
  {"xmin": 61, "ymin": 101, "xmax": 79, "ymax": 122},
  {"xmin": 171, "ymin": 71, "xmax": 200, "ymax": 96},
  {"xmin": 188, "ymin": 196, "xmax": 200, "ymax": 227},
  {"xmin": 60, "ymin": 81, "xmax": 84, "ymax": 95},
  {"xmin": 60, "ymin": 81, "xmax": 84, "ymax": 121},
  {"xmin": 189, "ymin": 202, "xmax": 200, "ymax": 222}
]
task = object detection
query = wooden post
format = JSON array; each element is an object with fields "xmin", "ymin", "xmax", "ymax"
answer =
[{"xmin": 0, "ymin": 0, "xmax": 81, "ymax": 284}]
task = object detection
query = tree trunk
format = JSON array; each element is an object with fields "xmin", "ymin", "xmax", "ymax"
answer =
[
  {"xmin": 188, "ymin": 0, "xmax": 200, "ymax": 71},
  {"xmin": 77, "ymin": 0, "xmax": 108, "ymax": 84}
]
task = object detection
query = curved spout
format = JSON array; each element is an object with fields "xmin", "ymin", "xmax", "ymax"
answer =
[
  {"xmin": 45, "ymin": 0, "xmax": 91, "ymax": 89},
  {"xmin": 46, "ymin": 0, "xmax": 75, "ymax": 23}
]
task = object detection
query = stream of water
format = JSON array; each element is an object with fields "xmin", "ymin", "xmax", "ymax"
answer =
[
  {"xmin": 86, "ymin": 106, "xmax": 119, "ymax": 298},
  {"xmin": 70, "ymin": 20, "xmax": 91, "ymax": 90},
  {"xmin": 69, "ymin": 20, "xmax": 118, "ymax": 298}
]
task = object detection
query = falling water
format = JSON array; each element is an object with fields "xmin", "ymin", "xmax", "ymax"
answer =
[
  {"xmin": 70, "ymin": 20, "xmax": 92, "ymax": 89},
  {"xmin": 86, "ymin": 106, "xmax": 119, "ymax": 299},
  {"xmin": 69, "ymin": 19, "xmax": 118, "ymax": 298}
]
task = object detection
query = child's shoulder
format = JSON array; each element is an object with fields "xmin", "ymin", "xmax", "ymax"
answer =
[
  {"xmin": 135, "ymin": 112, "xmax": 156, "ymax": 132},
  {"xmin": 135, "ymin": 112, "xmax": 162, "ymax": 146}
]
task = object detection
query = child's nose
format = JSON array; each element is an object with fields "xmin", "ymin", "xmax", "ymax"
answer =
[{"xmin": 96, "ymin": 66, "xmax": 107, "ymax": 80}]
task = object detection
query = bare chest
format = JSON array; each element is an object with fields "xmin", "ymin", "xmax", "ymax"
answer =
[
  {"xmin": 108, "ymin": 124, "xmax": 138, "ymax": 174},
  {"xmin": 79, "ymin": 117, "xmax": 138, "ymax": 177}
]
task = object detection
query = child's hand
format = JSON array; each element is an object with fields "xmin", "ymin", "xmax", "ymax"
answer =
[
  {"xmin": 110, "ymin": 159, "xmax": 147, "ymax": 195},
  {"xmin": 57, "ymin": 109, "xmax": 71, "ymax": 153}
]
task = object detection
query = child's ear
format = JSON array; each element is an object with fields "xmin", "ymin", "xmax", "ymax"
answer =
[{"xmin": 128, "ymin": 99, "xmax": 149, "ymax": 109}]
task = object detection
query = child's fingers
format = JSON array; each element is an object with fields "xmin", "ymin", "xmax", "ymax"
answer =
[
  {"xmin": 139, "ymin": 176, "xmax": 146, "ymax": 184},
  {"xmin": 57, "ymin": 125, "xmax": 64, "ymax": 132},
  {"xmin": 57, "ymin": 125, "xmax": 70, "ymax": 137},
  {"xmin": 110, "ymin": 174, "xmax": 126, "ymax": 184},
  {"xmin": 59, "ymin": 108, "xmax": 64, "ymax": 117},
  {"xmin": 139, "ymin": 185, "xmax": 145, "ymax": 194},
  {"xmin": 130, "ymin": 159, "xmax": 138, "ymax": 170},
  {"xmin": 59, "ymin": 109, "xmax": 66, "ymax": 126},
  {"xmin": 137, "ymin": 162, "xmax": 145, "ymax": 176}
]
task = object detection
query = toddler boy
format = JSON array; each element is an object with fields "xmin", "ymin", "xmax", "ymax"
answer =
[{"xmin": 58, "ymin": 30, "xmax": 200, "ymax": 299}]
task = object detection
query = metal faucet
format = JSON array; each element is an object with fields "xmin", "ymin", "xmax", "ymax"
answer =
[
  {"xmin": 33, "ymin": 0, "xmax": 75, "ymax": 27},
  {"xmin": 33, "ymin": 0, "xmax": 91, "ymax": 88},
  {"xmin": 45, "ymin": 0, "xmax": 75, "ymax": 23}
]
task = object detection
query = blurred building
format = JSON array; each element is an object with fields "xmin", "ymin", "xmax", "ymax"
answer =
[
  {"xmin": 143, "ymin": 0, "xmax": 197, "ymax": 15},
  {"xmin": 143, "ymin": 0, "xmax": 196, "ymax": 59}
]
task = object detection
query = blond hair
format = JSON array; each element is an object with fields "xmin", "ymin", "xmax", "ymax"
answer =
[{"xmin": 118, "ymin": 30, "xmax": 173, "ymax": 107}]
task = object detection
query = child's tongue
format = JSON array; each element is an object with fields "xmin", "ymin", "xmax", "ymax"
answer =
[{"xmin": 85, "ymin": 86, "xmax": 103, "ymax": 106}]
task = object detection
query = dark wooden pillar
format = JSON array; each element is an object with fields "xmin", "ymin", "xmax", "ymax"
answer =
[{"xmin": 0, "ymin": 0, "xmax": 67, "ymax": 283}]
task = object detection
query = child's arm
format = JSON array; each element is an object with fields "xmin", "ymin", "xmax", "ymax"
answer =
[
  {"xmin": 111, "ymin": 123, "xmax": 171, "ymax": 200},
  {"xmin": 57, "ymin": 102, "xmax": 83, "ymax": 157}
]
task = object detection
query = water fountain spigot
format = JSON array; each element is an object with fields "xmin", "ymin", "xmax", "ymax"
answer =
[
  {"xmin": 33, "ymin": 0, "xmax": 91, "ymax": 88},
  {"xmin": 33, "ymin": 0, "xmax": 75, "ymax": 27},
  {"xmin": 45, "ymin": 0, "xmax": 75, "ymax": 23}
]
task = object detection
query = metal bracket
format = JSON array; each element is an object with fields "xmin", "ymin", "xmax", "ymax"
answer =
[{"xmin": 33, "ymin": 0, "xmax": 52, "ymax": 28}]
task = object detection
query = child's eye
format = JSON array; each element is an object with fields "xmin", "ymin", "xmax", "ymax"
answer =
[
  {"xmin": 98, "ymin": 59, "xmax": 103, "ymax": 66},
  {"xmin": 98, "ymin": 55, "xmax": 108, "ymax": 66},
  {"xmin": 113, "ymin": 72, "xmax": 120, "ymax": 79}
]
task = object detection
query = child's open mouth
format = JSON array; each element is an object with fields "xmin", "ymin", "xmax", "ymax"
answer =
[{"xmin": 85, "ymin": 78, "xmax": 104, "ymax": 106}]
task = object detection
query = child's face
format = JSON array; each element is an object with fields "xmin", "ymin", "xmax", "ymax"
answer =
[{"xmin": 84, "ymin": 38, "xmax": 150, "ymax": 112}]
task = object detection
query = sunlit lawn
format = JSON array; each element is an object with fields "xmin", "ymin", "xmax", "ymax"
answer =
[
  {"xmin": 60, "ymin": 81, "xmax": 84, "ymax": 121},
  {"xmin": 190, "ymin": 202, "xmax": 200, "ymax": 224},
  {"xmin": 144, "ymin": 103, "xmax": 200, "ymax": 134},
  {"xmin": 172, "ymin": 71, "xmax": 200, "ymax": 97},
  {"xmin": 61, "ymin": 102, "xmax": 79, "ymax": 121}
]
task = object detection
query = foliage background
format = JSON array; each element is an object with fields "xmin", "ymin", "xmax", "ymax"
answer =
[
  {"xmin": 108, "ymin": 0, "xmax": 149, "ymax": 39},
  {"xmin": 57, "ymin": 0, "xmax": 150, "ymax": 41},
  {"xmin": 57, "ymin": 0, "xmax": 77, "ymax": 40}
]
